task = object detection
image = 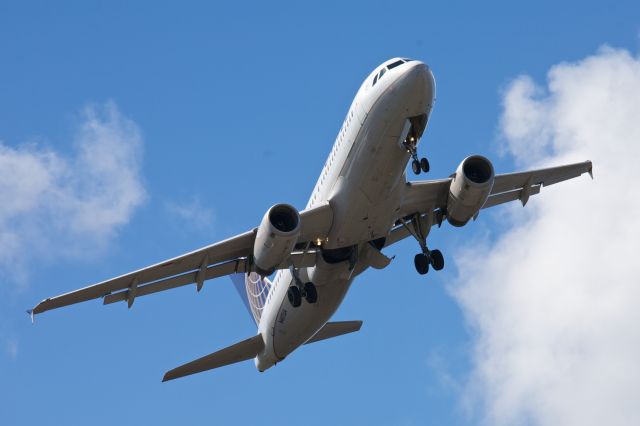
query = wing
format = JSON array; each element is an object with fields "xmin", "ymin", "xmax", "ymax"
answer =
[
  {"xmin": 389, "ymin": 161, "xmax": 593, "ymax": 246},
  {"xmin": 30, "ymin": 203, "xmax": 333, "ymax": 316},
  {"xmin": 483, "ymin": 160, "xmax": 593, "ymax": 208}
]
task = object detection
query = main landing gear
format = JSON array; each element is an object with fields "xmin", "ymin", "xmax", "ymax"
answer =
[
  {"xmin": 414, "ymin": 249, "xmax": 444, "ymax": 275},
  {"xmin": 403, "ymin": 134, "xmax": 429, "ymax": 175},
  {"xmin": 400, "ymin": 213, "xmax": 445, "ymax": 275},
  {"xmin": 287, "ymin": 267, "xmax": 318, "ymax": 308}
]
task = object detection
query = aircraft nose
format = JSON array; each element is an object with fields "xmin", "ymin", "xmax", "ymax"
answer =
[
  {"xmin": 397, "ymin": 61, "xmax": 436, "ymax": 115},
  {"xmin": 400, "ymin": 62, "xmax": 436, "ymax": 107}
]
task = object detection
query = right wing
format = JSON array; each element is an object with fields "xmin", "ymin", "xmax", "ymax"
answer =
[{"xmin": 30, "ymin": 203, "xmax": 333, "ymax": 317}]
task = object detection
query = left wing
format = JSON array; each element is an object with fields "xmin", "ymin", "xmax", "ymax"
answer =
[
  {"xmin": 401, "ymin": 160, "xmax": 592, "ymax": 216},
  {"xmin": 30, "ymin": 203, "xmax": 333, "ymax": 317},
  {"xmin": 390, "ymin": 160, "xmax": 592, "ymax": 246},
  {"xmin": 483, "ymin": 160, "xmax": 593, "ymax": 208}
]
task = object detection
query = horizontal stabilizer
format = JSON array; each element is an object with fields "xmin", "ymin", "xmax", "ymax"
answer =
[
  {"xmin": 305, "ymin": 321, "xmax": 363, "ymax": 345},
  {"xmin": 162, "ymin": 334, "xmax": 264, "ymax": 382}
]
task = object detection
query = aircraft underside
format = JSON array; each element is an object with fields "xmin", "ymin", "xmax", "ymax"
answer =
[{"xmin": 29, "ymin": 57, "xmax": 593, "ymax": 382}]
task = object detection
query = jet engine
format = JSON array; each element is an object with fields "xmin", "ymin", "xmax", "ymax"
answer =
[
  {"xmin": 446, "ymin": 155, "xmax": 495, "ymax": 227},
  {"xmin": 253, "ymin": 203, "xmax": 301, "ymax": 275}
]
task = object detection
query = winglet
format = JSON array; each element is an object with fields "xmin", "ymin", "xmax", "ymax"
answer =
[
  {"xmin": 26, "ymin": 309, "xmax": 34, "ymax": 324},
  {"xmin": 588, "ymin": 161, "xmax": 593, "ymax": 179}
]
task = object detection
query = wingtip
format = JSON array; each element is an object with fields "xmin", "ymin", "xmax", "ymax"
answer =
[
  {"xmin": 162, "ymin": 369, "xmax": 176, "ymax": 382},
  {"xmin": 26, "ymin": 309, "xmax": 35, "ymax": 324}
]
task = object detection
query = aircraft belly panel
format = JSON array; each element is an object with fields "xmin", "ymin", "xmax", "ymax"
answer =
[
  {"xmin": 272, "ymin": 269, "xmax": 352, "ymax": 359},
  {"xmin": 327, "ymin": 103, "xmax": 412, "ymax": 247}
]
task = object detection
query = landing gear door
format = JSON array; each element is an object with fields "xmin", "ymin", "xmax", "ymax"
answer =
[{"xmin": 398, "ymin": 119, "xmax": 412, "ymax": 149}]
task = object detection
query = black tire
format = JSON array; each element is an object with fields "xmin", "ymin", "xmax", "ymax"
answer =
[
  {"xmin": 420, "ymin": 157, "xmax": 430, "ymax": 173},
  {"xmin": 430, "ymin": 249, "xmax": 444, "ymax": 271},
  {"xmin": 414, "ymin": 253, "xmax": 429, "ymax": 275},
  {"xmin": 303, "ymin": 282, "xmax": 318, "ymax": 304},
  {"xmin": 411, "ymin": 159, "xmax": 421, "ymax": 175},
  {"xmin": 287, "ymin": 286, "xmax": 302, "ymax": 307}
]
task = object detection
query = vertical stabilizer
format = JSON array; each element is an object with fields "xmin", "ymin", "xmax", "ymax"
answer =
[{"xmin": 230, "ymin": 273, "xmax": 272, "ymax": 326}]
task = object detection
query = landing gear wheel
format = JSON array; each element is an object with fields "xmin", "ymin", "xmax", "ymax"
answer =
[
  {"xmin": 411, "ymin": 159, "xmax": 421, "ymax": 175},
  {"xmin": 414, "ymin": 253, "xmax": 430, "ymax": 275},
  {"xmin": 420, "ymin": 157, "xmax": 430, "ymax": 173},
  {"xmin": 303, "ymin": 282, "xmax": 317, "ymax": 304},
  {"xmin": 287, "ymin": 286, "xmax": 302, "ymax": 307},
  {"xmin": 430, "ymin": 249, "xmax": 444, "ymax": 271}
]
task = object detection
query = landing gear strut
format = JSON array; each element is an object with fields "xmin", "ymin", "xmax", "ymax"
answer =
[
  {"xmin": 400, "ymin": 213, "xmax": 445, "ymax": 275},
  {"xmin": 404, "ymin": 134, "xmax": 429, "ymax": 175}
]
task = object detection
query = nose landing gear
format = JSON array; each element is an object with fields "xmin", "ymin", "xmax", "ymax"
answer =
[{"xmin": 404, "ymin": 135, "xmax": 430, "ymax": 175}]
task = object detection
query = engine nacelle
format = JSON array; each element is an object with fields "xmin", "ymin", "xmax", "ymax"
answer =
[
  {"xmin": 446, "ymin": 155, "xmax": 495, "ymax": 227},
  {"xmin": 253, "ymin": 203, "xmax": 301, "ymax": 275}
]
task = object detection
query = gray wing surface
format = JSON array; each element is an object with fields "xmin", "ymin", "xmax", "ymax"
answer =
[
  {"xmin": 31, "ymin": 203, "xmax": 333, "ymax": 316},
  {"xmin": 389, "ymin": 161, "xmax": 593, "ymax": 247},
  {"xmin": 402, "ymin": 160, "xmax": 592, "ymax": 215},
  {"xmin": 485, "ymin": 160, "xmax": 593, "ymax": 207}
]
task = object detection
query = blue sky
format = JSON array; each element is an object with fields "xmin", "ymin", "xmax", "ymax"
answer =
[{"xmin": 1, "ymin": 2, "xmax": 639, "ymax": 425}]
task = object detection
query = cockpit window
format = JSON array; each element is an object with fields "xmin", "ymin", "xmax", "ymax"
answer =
[
  {"xmin": 372, "ymin": 60, "xmax": 405, "ymax": 87},
  {"xmin": 387, "ymin": 60, "xmax": 404, "ymax": 70},
  {"xmin": 373, "ymin": 68, "xmax": 387, "ymax": 87}
]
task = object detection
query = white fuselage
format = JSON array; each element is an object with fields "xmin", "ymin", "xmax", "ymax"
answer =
[{"xmin": 255, "ymin": 59, "xmax": 436, "ymax": 371}]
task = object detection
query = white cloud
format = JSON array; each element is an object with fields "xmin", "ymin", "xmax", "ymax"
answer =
[
  {"xmin": 0, "ymin": 101, "xmax": 146, "ymax": 286},
  {"xmin": 165, "ymin": 196, "xmax": 215, "ymax": 232},
  {"xmin": 5, "ymin": 338, "xmax": 18, "ymax": 360},
  {"xmin": 452, "ymin": 46, "xmax": 640, "ymax": 426}
]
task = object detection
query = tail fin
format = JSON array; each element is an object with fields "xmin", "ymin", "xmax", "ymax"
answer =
[{"xmin": 230, "ymin": 272, "xmax": 273, "ymax": 326}]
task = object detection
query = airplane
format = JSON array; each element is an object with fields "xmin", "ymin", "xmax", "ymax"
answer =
[{"xmin": 29, "ymin": 57, "xmax": 593, "ymax": 382}]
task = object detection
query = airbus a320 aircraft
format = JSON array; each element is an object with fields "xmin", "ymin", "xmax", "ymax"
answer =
[{"xmin": 30, "ymin": 58, "xmax": 592, "ymax": 382}]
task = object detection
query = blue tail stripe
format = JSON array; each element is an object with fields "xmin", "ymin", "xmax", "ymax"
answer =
[
  {"xmin": 230, "ymin": 273, "xmax": 252, "ymax": 317},
  {"xmin": 230, "ymin": 273, "xmax": 273, "ymax": 326}
]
